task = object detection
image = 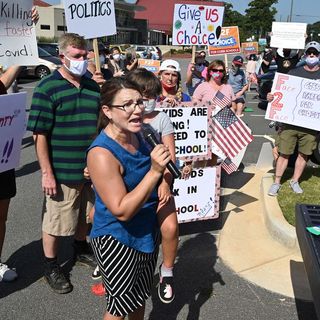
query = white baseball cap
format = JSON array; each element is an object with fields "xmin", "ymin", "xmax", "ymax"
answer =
[
  {"xmin": 159, "ymin": 59, "xmax": 181, "ymax": 72},
  {"xmin": 305, "ymin": 41, "xmax": 320, "ymax": 53}
]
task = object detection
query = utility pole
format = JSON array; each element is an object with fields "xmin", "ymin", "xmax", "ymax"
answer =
[{"xmin": 289, "ymin": 0, "xmax": 294, "ymax": 22}]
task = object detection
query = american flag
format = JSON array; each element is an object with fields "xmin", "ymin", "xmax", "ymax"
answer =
[
  {"xmin": 211, "ymin": 107, "xmax": 253, "ymax": 159},
  {"xmin": 222, "ymin": 157, "xmax": 238, "ymax": 174},
  {"xmin": 212, "ymin": 90, "xmax": 232, "ymax": 109}
]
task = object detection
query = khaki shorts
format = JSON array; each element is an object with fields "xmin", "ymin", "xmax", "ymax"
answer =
[
  {"xmin": 42, "ymin": 182, "xmax": 94, "ymax": 236},
  {"xmin": 278, "ymin": 125, "xmax": 317, "ymax": 156}
]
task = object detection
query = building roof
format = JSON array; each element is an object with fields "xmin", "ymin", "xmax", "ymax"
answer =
[
  {"xmin": 135, "ymin": 0, "xmax": 224, "ymax": 33},
  {"xmin": 33, "ymin": 0, "xmax": 51, "ymax": 7}
]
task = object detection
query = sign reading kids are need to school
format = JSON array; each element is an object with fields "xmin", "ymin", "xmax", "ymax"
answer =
[{"xmin": 172, "ymin": 3, "xmax": 224, "ymax": 46}]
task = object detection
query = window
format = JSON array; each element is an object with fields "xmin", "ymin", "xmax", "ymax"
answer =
[
  {"xmin": 57, "ymin": 25, "xmax": 67, "ymax": 32},
  {"xmin": 40, "ymin": 24, "xmax": 50, "ymax": 30}
]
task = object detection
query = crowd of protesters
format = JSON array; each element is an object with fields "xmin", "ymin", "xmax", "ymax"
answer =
[{"xmin": 1, "ymin": 7, "xmax": 320, "ymax": 318}]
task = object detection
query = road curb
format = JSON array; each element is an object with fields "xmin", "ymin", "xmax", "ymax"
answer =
[{"xmin": 260, "ymin": 173, "xmax": 300, "ymax": 251}]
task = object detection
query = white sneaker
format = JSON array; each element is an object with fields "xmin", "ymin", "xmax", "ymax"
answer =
[{"xmin": 0, "ymin": 263, "xmax": 18, "ymax": 282}]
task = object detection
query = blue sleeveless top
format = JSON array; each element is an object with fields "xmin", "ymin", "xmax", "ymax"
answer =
[{"xmin": 88, "ymin": 130, "xmax": 159, "ymax": 253}]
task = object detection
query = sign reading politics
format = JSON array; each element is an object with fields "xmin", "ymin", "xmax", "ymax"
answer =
[
  {"xmin": 174, "ymin": 166, "xmax": 220, "ymax": 223},
  {"xmin": 208, "ymin": 26, "xmax": 240, "ymax": 55},
  {"xmin": 156, "ymin": 101, "xmax": 213, "ymax": 160},
  {"xmin": 64, "ymin": 0, "xmax": 116, "ymax": 39},
  {"xmin": 172, "ymin": 4, "xmax": 224, "ymax": 46},
  {"xmin": 0, "ymin": 0, "xmax": 38, "ymax": 66},
  {"xmin": 138, "ymin": 59, "xmax": 160, "ymax": 74},
  {"xmin": 265, "ymin": 72, "xmax": 320, "ymax": 131},
  {"xmin": 0, "ymin": 92, "xmax": 27, "ymax": 173}
]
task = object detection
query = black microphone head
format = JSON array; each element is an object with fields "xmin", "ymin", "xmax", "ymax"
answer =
[{"xmin": 142, "ymin": 126, "xmax": 158, "ymax": 148}]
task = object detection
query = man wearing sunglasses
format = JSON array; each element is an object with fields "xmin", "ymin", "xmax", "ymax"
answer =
[{"xmin": 268, "ymin": 41, "xmax": 320, "ymax": 196}]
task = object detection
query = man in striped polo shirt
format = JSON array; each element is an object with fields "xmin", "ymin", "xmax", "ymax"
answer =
[{"xmin": 27, "ymin": 33, "xmax": 100, "ymax": 294}]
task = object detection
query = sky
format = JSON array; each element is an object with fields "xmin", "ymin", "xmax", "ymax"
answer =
[{"xmin": 45, "ymin": 0, "xmax": 320, "ymax": 24}]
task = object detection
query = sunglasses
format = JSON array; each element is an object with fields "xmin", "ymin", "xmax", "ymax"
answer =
[
  {"xmin": 196, "ymin": 63, "xmax": 206, "ymax": 66},
  {"xmin": 306, "ymin": 50, "xmax": 319, "ymax": 56},
  {"xmin": 210, "ymin": 68, "xmax": 224, "ymax": 73}
]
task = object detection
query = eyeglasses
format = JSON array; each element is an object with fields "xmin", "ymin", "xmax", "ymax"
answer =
[
  {"xmin": 210, "ymin": 68, "xmax": 225, "ymax": 73},
  {"xmin": 306, "ymin": 50, "xmax": 319, "ymax": 56},
  {"xmin": 110, "ymin": 99, "xmax": 145, "ymax": 113}
]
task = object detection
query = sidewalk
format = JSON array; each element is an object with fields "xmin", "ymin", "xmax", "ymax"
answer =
[{"xmin": 218, "ymin": 166, "xmax": 312, "ymax": 301}]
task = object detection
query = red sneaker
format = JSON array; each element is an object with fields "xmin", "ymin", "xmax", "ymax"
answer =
[{"xmin": 91, "ymin": 282, "xmax": 106, "ymax": 296}]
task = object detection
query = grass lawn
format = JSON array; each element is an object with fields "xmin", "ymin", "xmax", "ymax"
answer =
[{"xmin": 277, "ymin": 166, "xmax": 320, "ymax": 226}]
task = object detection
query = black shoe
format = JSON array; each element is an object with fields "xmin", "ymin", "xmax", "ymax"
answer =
[
  {"xmin": 74, "ymin": 241, "xmax": 96, "ymax": 268},
  {"xmin": 158, "ymin": 267, "xmax": 175, "ymax": 304},
  {"xmin": 44, "ymin": 264, "xmax": 73, "ymax": 294}
]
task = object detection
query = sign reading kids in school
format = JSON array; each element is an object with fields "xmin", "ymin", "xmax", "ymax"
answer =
[
  {"xmin": 156, "ymin": 101, "xmax": 213, "ymax": 160},
  {"xmin": 64, "ymin": 0, "xmax": 116, "ymax": 39},
  {"xmin": 266, "ymin": 72, "xmax": 320, "ymax": 131},
  {"xmin": 172, "ymin": 4, "xmax": 225, "ymax": 46},
  {"xmin": 208, "ymin": 26, "xmax": 241, "ymax": 55},
  {"xmin": 0, "ymin": 0, "xmax": 39, "ymax": 66}
]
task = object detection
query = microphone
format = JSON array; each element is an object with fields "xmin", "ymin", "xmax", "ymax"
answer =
[{"xmin": 143, "ymin": 128, "xmax": 181, "ymax": 179}]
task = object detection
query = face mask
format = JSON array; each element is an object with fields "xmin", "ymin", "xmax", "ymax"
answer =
[
  {"xmin": 113, "ymin": 54, "xmax": 120, "ymax": 61},
  {"xmin": 195, "ymin": 64, "xmax": 205, "ymax": 72},
  {"xmin": 161, "ymin": 80, "xmax": 176, "ymax": 91},
  {"xmin": 99, "ymin": 55, "xmax": 105, "ymax": 65},
  {"xmin": 143, "ymin": 99, "xmax": 156, "ymax": 114},
  {"xmin": 305, "ymin": 56, "xmax": 319, "ymax": 67},
  {"xmin": 232, "ymin": 64, "xmax": 240, "ymax": 72},
  {"xmin": 64, "ymin": 56, "xmax": 88, "ymax": 77},
  {"xmin": 210, "ymin": 72, "xmax": 223, "ymax": 81}
]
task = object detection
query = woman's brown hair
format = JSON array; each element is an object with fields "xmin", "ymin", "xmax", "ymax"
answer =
[{"xmin": 206, "ymin": 60, "xmax": 227, "ymax": 83}]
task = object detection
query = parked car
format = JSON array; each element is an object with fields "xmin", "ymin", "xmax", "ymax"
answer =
[
  {"xmin": 20, "ymin": 47, "xmax": 61, "ymax": 79},
  {"xmin": 130, "ymin": 45, "xmax": 160, "ymax": 60},
  {"xmin": 38, "ymin": 42, "xmax": 59, "ymax": 56}
]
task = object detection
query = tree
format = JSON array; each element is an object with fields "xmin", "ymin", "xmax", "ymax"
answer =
[
  {"xmin": 244, "ymin": 0, "xmax": 278, "ymax": 39},
  {"xmin": 223, "ymin": 2, "xmax": 251, "ymax": 42}
]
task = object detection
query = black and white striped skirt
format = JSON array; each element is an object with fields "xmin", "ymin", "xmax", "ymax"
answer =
[{"xmin": 91, "ymin": 235, "xmax": 159, "ymax": 317}]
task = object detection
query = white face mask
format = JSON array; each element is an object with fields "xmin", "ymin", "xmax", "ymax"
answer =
[
  {"xmin": 113, "ymin": 54, "xmax": 121, "ymax": 61},
  {"xmin": 64, "ymin": 56, "xmax": 88, "ymax": 77},
  {"xmin": 143, "ymin": 99, "xmax": 156, "ymax": 114},
  {"xmin": 305, "ymin": 56, "xmax": 319, "ymax": 67}
]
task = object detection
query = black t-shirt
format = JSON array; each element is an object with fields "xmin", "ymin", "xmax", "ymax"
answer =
[
  {"xmin": 288, "ymin": 66, "xmax": 320, "ymax": 79},
  {"xmin": 275, "ymin": 53, "xmax": 300, "ymax": 74},
  {"xmin": 0, "ymin": 80, "xmax": 6, "ymax": 95},
  {"xmin": 261, "ymin": 50, "xmax": 274, "ymax": 73}
]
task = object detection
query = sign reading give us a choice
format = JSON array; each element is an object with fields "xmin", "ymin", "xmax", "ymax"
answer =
[
  {"xmin": 0, "ymin": 0, "xmax": 38, "ymax": 67},
  {"xmin": 265, "ymin": 72, "xmax": 320, "ymax": 131},
  {"xmin": 63, "ymin": 0, "xmax": 116, "ymax": 39}
]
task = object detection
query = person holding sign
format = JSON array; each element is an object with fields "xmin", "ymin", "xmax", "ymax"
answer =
[
  {"xmin": 192, "ymin": 60, "xmax": 236, "ymax": 112},
  {"xmin": 127, "ymin": 68, "xmax": 178, "ymax": 304},
  {"xmin": 0, "ymin": 5, "xmax": 39, "ymax": 283},
  {"xmin": 87, "ymin": 77, "xmax": 170, "ymax": 320},
  {"xmin": 268, "ymin": 41, "xmax": 320, "ymax": 196},
  {"xmin": 27, "ymin": 33, "xmax": 100, "ymax": 294}
]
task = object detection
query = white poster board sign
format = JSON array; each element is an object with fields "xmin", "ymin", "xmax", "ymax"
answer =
[
  {"xmin": 0, "ymin": 0, "xmax": 38, "ymax": 67},
  {"xmin": 265, "ymin": 72, "xmax": 320, "ymax": 131},
  {"xmin": 64, "ymin": 0, "xmax": 116, "ymax": 39},
  {"xmin": 156, "ymin": 101, "xmax": 212, "ymax": 160},
  {"xmin": 174, "ymin": 166, "xmax": 220, "ymax": 223},
  {"xmin": 0, "ymin": 92, "xmax": 27, "ymax": 173},
  {"xmin": 270, "ymin": 22, "xmax": 307, "ymax": 49},
  {"xmin": 172, "ymin": 4, "xmax": 224, "ymax": 46}
]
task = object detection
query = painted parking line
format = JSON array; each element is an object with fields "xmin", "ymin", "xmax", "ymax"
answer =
[
  {"xmin": 250, "ymin": 114, "xmax": 266, "ymax": 117},
  {"xmin": 253, "ymin": 134, "xmax": 275, "ymax": 143}
]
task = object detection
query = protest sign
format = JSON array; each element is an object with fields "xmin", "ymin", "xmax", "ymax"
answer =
[
  {"xmin": 270, "ymin": 22, "xmax": 307, "ymax": 49},
  {"xmin": 138, "ymin": 59, "xmax": 160, "ymax": 74},
  {"xmin": 265, "ymin": 72, "xmax": 320, "ymax": 131},
  {"xmin": 63, "ymin": 0, "xmax": 116, "ymax": 39},
  {"xmin": 172, "ymin": 4, "xmax": 224, "ymax": 46},
  {"xmin": 0, "ymin": 0, "xmax": 38, "ymax": 67},
  {"xmin": 156, "ymin": 101, "xmax": 213, "ymax": 160},
  {"xmin": 241, "ymin": 42, "xmax": 258, "ymax": 56},
  {"xmin": 208, "ymin": 26, "xmax": 240, "ymax": 56},
  {"xmin": 174, "ymin": 166, "xmax": 220, "ymax": 223},
  {"xmin": 0, "ymin": 92, "xmax": 27, "ymax": 173}
]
